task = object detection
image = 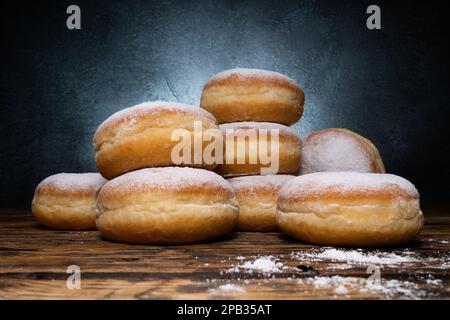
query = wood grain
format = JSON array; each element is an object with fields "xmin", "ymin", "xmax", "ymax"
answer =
[{"xmin": 0, "ymin": 209, "xmax": 448, "ymax": 299}]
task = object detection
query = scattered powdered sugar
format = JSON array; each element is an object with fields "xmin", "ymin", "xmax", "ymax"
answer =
[
  {"xmin": 431, "ymin": 253, "xmax": 450, "ymax": 269},
  {"xmin": 281, "ymin": 172, "xmax": 419, "ymax": 199},
  {"xmin": 298, "ymin": 276, "xmax": 430, "ymax": 298},
  {"xmin": 328, "ymin": 264, "xmax": 353, "ymax": 270},
  {"xmin": 437, "ymin": 262, "xmax": 450, "ymax": 269},
  {"xmin": 209, "ymin": 284, "xmax": 246, "ymax": 294},
  {"xmin": 425, "ymin": 278, "xmax": 443, "ymax": 286},
  {"xmin": 291, "ymin": 248, "xmax": 419, "ymax": 267},
  {"xmin": 37, "ymin": 173, "xmax": 107, "ymax": 192},
  {"xmin": 228, "ymin": 175, "xmax": 296, "ymax": 193},
  {"xmin": 208, "ymin": 68, "xmax": 298, "ymax": 86},
  {"xmin": 301, "ymin": 129, "xmax": 373, "ymax": 174},
  {"xmin": 101, "ymin": 167, "xmax": 232, "ymax": 195},
  {"xmin": 220, "ymin": 122, "xmax": 301, "ymax": 140},
  {"xmin": 291, "ymin": 248, "xmax": 419, "ymax": 266},
  {"xmin": 334, "ymin": 285, "xmax": 349, "ymax": 295},
  {"xmin": 212, "ymin": 252, "xmax": 445, "ymax": 298},
  {"xmin": 225, "ymin": 256, "xmax": 285, "ymax": 275},
  {"xmin": 240, "ymin": 258, "xmax": 284, "ymax": 273},
  {"xmin": 423, "ymin": 238, "xmax": 450, "ymax": 245}
]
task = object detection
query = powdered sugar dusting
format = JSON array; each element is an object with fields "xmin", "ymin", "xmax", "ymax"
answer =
[
  {"xmin": 37, "ymin": 173, "xmax": 107, "ymax": 192},
  {"xmin": 220, "ymin": 122, "xmax": 300, "ymax": 139},
  {"xmin": 298, "ymin": 276, "xmax": 431, "ymax": 298},
  {"xmin": 334, "ymin": 285, "xmax": 349, "ymax": 295},
  {"xmin": 101, "ymin": 167, "xmax": 233, "ymax": 195},
  {"xmin": 95, "ymin": 101, "xmax": 215, "ymax": 136},
  {"xmin": 281, "ymin": 172, "xmax": 419, "ymax": 198},
  {"xmin": 208, "ymin": 68, "xmax": 298, "ymax": 86},
  {"xmin": 301, "ymin": 130, "xmax": 372, "ymax": 174},
  {"xmin": 226, "ymin": 256, "xmax": 285, "ymax": 274},
  {"xmin": 209, "ymin": 250, "xmax": 446, "ymax": 298},
  {"xmin": 228, "ymin": 175, "xmax": 296, "ymax": 192},
  {"xmin": 291, "ymin": 248, "xmax": 419, "ymax": 266},
  {"xmin": 209, "ymin": 284, "xmax": 246, "ymax": 294}
]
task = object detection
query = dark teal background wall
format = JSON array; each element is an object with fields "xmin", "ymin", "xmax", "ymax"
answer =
[{"xmin": 1, "ymin": 0, "xmax": 449, "ymax": 208}]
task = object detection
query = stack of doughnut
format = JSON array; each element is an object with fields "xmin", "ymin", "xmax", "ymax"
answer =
[
  {"xmin": 201, "ymin": 68, "xmax": 304, "ymax": 231},
  {"xmin": 32, "ymin": 101, "xmax": 239, "ymax": 243},
  {"xmin": 276, "ymin": 127, "xmax": 422, "ymax": 246},
  {"xmin": 31, "ymin": 67, "xmax": 423, "ymax": 247}
]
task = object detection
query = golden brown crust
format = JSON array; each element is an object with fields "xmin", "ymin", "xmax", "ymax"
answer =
[
  {"xmin": 96, "ymin": 167, "xmax": 239, "ymax": 244},
  {"xmin": 97, "ymin": 207, "xmax": 238, "ymax": 244},
  {"xmin": 203, "ymin": 69, "xmax": 301, "ymax": 92},
  {"xmin": 235, "ymin": 195, "xmax": 278, "ymax": 231},
  {"xmin": 277, "ymin": 204, "xmax": 423, "ymax": 247},
  {"xmin": 228, "ymin": 175, "xmax": 295, "ymax": 231},
  {"xmin": 200, "ymin": 68, "xmax": 304, "ymax": 125},
  {"xmin": 93, "ymin": 101, "xmax": 220, "ymax": 179},
  {"xmin": 31, "ymin": 173, "xmax": 106, "ymax": 230},
  {"xmin": 301, "ymin": 128, "xmax": 385, "ymax": 174},
  {"xmin": 228, "ymin": 174, "xmax": 296, "ymax": 196},
  {"xmin": 216, "ymin": 122, "xmax": 302, "ymax": 177},
  {"xmin": 231, "ymin": 184, "xmax": 282, "ymax": 197},
  {"xmin": 277, "ymin": 172, "xmax": 423, "ymax": 247}
]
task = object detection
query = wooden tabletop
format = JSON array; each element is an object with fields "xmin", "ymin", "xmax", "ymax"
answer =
[{"xmin": 0, "ymin": 209, "xmax": 448, "ymax": 300}]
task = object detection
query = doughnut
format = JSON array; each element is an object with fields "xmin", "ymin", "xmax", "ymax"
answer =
[
  {"xmin": 300, "ymin": 128, "xmax": 385, "ymax": 174},
  {"xmin": 277, "ymin": 172, "xmax": 423, "ymax": 247},
  {"xmin": 200, "ymin": 68, "xmax": 304, "ymax": 125},
  {"xmin": 96, "ymin": 167, "xmax": 239, "ymax": 244},
  {"xmin": 31, "ymin": 173, "xmax": 107, "ymax": 230},
  {"xmin": 228, "ymin": 175, "xmax": 296, "ymax": 231},
  {"xmin": 93, "ymin": 101, "xmax": 220, "ymax": 179},
  {"xmin": 217, "ymin": 122, "xmax": 302, "ymax": 177}
]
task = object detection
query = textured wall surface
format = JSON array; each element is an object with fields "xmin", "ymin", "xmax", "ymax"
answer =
[{"xmin": 0, "ymin": 0, "xmax": 449, "ymax": 208}]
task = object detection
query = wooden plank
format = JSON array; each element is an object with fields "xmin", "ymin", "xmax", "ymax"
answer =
[{"xmin": 0, "ymin": 209, "xmax": 448, "ymax": 299}]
